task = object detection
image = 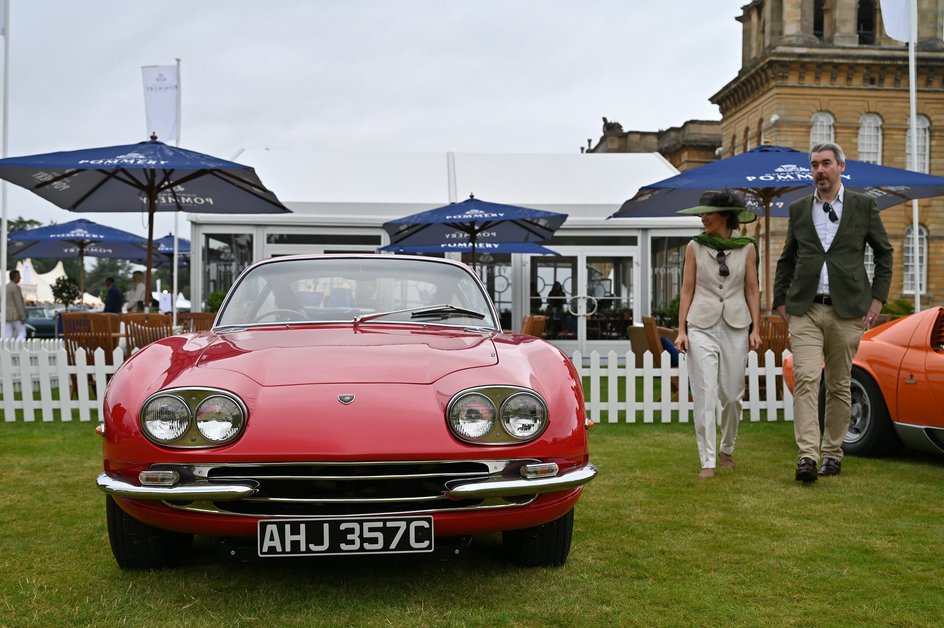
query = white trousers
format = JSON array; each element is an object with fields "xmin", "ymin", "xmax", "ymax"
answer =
[
  {"xmin": 3, "ymin": 320, "xmax": 27, "ymax": 341},
  {"xmin": 686, "ymin": 320, "xmax": 749, "ymax": 469}
]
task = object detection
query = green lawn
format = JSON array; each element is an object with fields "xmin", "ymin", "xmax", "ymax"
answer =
[{"xmin": 1, "ymin": 420, "xmax": 942, "ymax": 626}]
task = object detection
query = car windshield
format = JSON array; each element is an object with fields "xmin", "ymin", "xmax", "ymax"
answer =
[
  {"xmin": 26, "ymin": 307, "xmax": 53, "ymax": 319},
  {"xmin": 216, "ymin": 257, "xmax": 499, "ymax": 330}
]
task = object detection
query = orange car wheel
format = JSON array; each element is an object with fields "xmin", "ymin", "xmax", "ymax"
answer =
[{"xmin": 841, "ymin": 367, "xmax": 900, "ymax": 457}]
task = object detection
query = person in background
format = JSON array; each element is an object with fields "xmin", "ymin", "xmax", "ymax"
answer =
[
  {"xmin": 773, "ymin": 142, "xmax": 893, "ymax": 482},
  {"xmin": 546, "ymin": 281, "xmax": 566, "ymax": 312},
  {"xmin": 674, "ymin": 190, "xmax": 761, "ymax": 479},
  {"xmin": 126, "ymin": 270, "xmax": 146, "ymax": 313},
  {"xmin": 4, "ymin": 270, "xmax": 28, "ymax": 341},
  {"xmin": 103, "ymin": 277, "xmax": 124, "ymax": 314}
]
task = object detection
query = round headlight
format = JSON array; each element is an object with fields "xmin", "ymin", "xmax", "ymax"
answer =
[
  {"xmin": 141, "ymin": 395, "xmax": 190, "ymax": 442},
  {"xmin": 194, "ymin": 395, "xmax": 245, "ymax": 443},
  {"xmin": 500, "ymin": 392, "xmax": 548, "ymax": 440},
  {"xmin": 448, "ymin": 393, "xmax": 496, "ymax": 441}
]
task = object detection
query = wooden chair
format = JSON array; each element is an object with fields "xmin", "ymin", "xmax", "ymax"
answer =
[
  {"xmin": 640, "ymin": 316, "xmax": 679, "ymax": 399},
  {"xmin": 60, "ymin": 312, "xmax": 121, "ymax": 398},
  {"xmin": 122, "ymin": 313, "xmax": 173, "ymax": 353},
  {"xmin": 755, "ymin": 315, "xmax": 790, "ymax": 400},
  {"xmin": 521, "ymin": 315, "xmax": 547, "ymax": 338},
  {"xmin": 178, "ymin": 312, "xmax": 216, "ymax": 332}
]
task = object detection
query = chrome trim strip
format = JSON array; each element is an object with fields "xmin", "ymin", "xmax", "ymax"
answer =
[
  {"xmin": 245, "ymin": 494, "xmax": 443, "ymax": 504},
  {"xmin": 166, "ymin": 497, "xmax": 536, "ymax": 518},
  {"xmin": 96, "ymin": 473, "xmax": 256, "ymax": 501},
  {"xmin": 444, "ymin": 463, "xmax": 597, "ymax": 499},
  {"xmin": 212, "ymin": 470, "xmax": 488, "ymax": 481}
]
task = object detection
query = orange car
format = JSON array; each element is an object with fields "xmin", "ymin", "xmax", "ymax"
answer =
[{"xmin": 783, "ymin": 306, "xmax": 944, "ymax": 456}]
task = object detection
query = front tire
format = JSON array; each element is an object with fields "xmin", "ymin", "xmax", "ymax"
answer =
[
  {"xmin": 502, "ymin": 509, "xmax": 574, "ymax": 567},
  {"xmin": 106, "ymin": 496, "xmax": 193, "ymax": 569},
  {"xmin": 843, "ymin": 367, "xmax": 900, "ymax": 457}
]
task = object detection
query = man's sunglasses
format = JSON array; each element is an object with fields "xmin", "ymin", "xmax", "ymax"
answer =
[
  {"xmin": 716, "ymin": 250, "xmax": 729, "ymax": 277},
  {"xmin": 823, "ymin": 202, "xmax": 838, "ymax": 223}
]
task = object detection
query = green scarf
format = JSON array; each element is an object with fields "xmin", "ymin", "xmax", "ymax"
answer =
[{"xmin": 692, "ymin": 232, "xmax": 759, "ymax": 269}]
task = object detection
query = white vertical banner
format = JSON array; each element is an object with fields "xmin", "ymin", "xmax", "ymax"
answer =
[
  {"xmin": 880, "ymin": 0, "xmax": 915, "ymax": 43},
  {"xmin": 142, "ymin": 64, "xmax": 180, "ymax": 142}
]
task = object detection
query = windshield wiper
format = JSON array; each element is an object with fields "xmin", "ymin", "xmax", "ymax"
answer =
[
  {"xmin": 410, "ymin": 304, "xmax": 485, "ymax": 320},
  {"xmin": 353, "ymin": 303, "xmax": 486, "ymax": 328}
]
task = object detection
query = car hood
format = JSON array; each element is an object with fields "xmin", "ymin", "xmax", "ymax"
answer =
[{"xmin": 196, "ymin": 325, "xmax": 498, "ymax": 386}]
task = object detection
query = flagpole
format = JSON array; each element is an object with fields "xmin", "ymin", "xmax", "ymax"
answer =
[
  {"xmin": 907, "ymin": 0, "xmax": 920, "ymax": 313},
  {"xmin": 172, "ymin": 57, "xmax": 181, "ymax": 327},
  {"xmin": 0, "ymin": 0, "xmax": 11, "ymax": 340}
]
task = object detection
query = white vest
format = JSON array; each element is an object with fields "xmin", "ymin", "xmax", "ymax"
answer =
[{"xmin": 686, "ymin": 241, "xmax": 752, "ymax": 330}]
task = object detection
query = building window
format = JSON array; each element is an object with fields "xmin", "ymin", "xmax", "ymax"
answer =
[
  {"xmin": 863, "ymin": 245, "xmax": 875, "ymax": 283},
  {"xmin": 906, "ymin": 115, "xmax": 930, "ymax": 173},
  {"xmin": 814, "ymin": 0, "xmax": 825, "ymax": 40},
  {"xmin": 858, "ymin": 113, "xmax": 883, "ymax": 164},
  {"xmin": 902, "ymin": 224, "xmax": 927, "ymax": 294},
  {"xmin": 203, "ymin": 232, "xmax": 254, "ymax": 304},
  {"xmin": 810, "ymin": 112, "xmax": 835, "ymax": 147},
  {"xmin": 858, "ymin": 0, "xmax": 876, "ymax": 44}
]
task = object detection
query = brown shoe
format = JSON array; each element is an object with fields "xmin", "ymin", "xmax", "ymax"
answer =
[
  {"xmin": 818, "ymin": 457, "xmax": 842, "ymax": 476},
  {"xmin": 795, "ymin": 457, "xmax": 818, "ymax": 483},
  {"xmin": 719, "ymin": 452, "xmax": 735, "ymax": 469},
  {"xmin": 698, "ymin": 468, "xmax": 716, "ymax": 478}
]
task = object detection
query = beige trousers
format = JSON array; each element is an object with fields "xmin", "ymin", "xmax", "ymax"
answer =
[
  {"xmin": 686, "ymin": 320, "xmax": 749, "ymax": 469},
  {"xmin": 788, "ymin": 303, "xmax": 864, "ymax": 463}
]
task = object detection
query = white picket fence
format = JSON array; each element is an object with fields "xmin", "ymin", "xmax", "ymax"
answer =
[
  {"xmin": 0, "ymin": 339, "xmax": 125, "ymax": 423},
  {"xmin": 0, "ymin": 339, "xmax": 791, "ymax": 424},
  {"xmin": 573, "ymin": 349, "xmax": 793, "ymax": 424}
]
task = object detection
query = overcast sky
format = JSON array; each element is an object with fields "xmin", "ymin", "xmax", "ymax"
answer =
[{"xmin": 2, "ymin": 0, "xmax": 746, "ymax": 240}]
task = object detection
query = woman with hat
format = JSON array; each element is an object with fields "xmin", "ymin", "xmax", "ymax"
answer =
[{"xmin": 674, "ymin": 189, "xmax": 761, "ymax": 478}]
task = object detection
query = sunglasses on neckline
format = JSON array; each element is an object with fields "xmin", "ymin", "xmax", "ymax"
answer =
[
  {"xmin": 823, "ymin": 201, "xmax": 839, "ymax": 223},
  {"xmin": 716, "ymin": 250, "xmax": 729, "ymax": 277}
]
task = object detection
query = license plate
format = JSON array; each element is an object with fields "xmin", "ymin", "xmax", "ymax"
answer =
[{"xmin": 257, "ymin": 515, "xmax": 434, "ymax": 557}]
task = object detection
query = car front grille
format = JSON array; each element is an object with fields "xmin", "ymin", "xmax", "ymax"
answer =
[{"xmin": 157, "ymin": 459, "xmax": 539, "ymax": 517}]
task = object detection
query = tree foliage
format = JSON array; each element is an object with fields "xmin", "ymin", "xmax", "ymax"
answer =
[
  {"xmin": 51, "ymin": 276, "xmax": 81, "ymax": 308},
  {"xmin": 86, "ymin": 258, "xmax": 136, "ymax": 299}
]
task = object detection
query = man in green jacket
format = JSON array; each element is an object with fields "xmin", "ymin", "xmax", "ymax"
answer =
[{"xmin": 773, "ymin": 142, "xmax": 894, "ymax": 482}]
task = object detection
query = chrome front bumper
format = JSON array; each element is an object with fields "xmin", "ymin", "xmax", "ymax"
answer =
[
  {"xmin": 444, "ymin": 463, "xmax": 597, "ymax": 499},
  {"xmin": 96, "ymin": 462, "xmax": 597, "ymax": 502},
  {"xmin": 97, "ymin": 474, "xmax": 257, "ymax": 500}
]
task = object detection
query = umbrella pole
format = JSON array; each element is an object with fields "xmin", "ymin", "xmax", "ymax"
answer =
[
  {"xmin": 79, "ymin": 248, "xmax": 85, "ymax": 302},
  {"xmin": 764, "ymin": 200, "xmax": 771, "ymax": 313},
  {"xmin": 144, "ymin": 195, "xmax": 156, "ymax": 313}
]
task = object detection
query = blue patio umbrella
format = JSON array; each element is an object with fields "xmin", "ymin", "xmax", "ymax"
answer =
[
  {"xmin": 611, "ymin": 144, "xmax": 944, "ymax": 309},
  {"xmin": 137, "ymin": 232, "xmax": 191, "ymax": 266},
  {"xmin": 0, "ymin": 139, "xmax": 289, "ymax": 301},
  {"xmin": 380, "ymin": 241, "xmax": 559, "ymax": 255},
  {"xmin": 7, "ymin": 218, "xmax": 151, "ymax": 295},
  {"xmin": 383, "ymin": 195, "xmax": 566, "ymax": 266}
]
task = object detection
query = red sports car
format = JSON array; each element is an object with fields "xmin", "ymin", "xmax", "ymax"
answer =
[
  {"xmin": 783, "ymin": 306, "xmax": 944, "ymax": 456},
  {"xmin": 97, "ymin": 255, "xmax": 596, "ymax": 569}
]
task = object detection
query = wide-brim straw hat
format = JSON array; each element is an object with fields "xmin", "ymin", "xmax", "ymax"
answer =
[{"xmin": 676, "ymin": 205, "xmax": 758, "ymax": 224}]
